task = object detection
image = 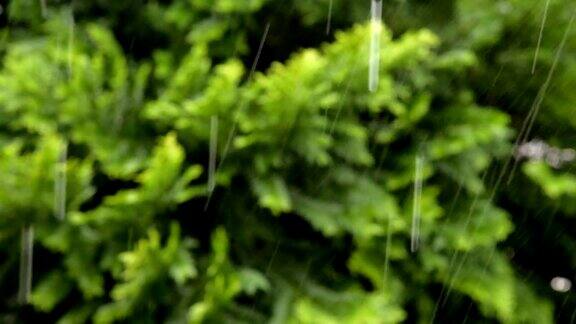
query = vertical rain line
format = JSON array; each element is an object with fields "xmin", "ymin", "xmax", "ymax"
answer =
[
  {"xmin": 205, "ymin": 21, "xmax": 272, "ymax": 210},
  {"xmin": 205, "ymin": 116, "xmax": 219, "ymax": 210},
  {"xmin": 519, "ymin": 8, "xmax": 575, "ymax": 144},
  {"xmin": 68, "ymin": 11, "xmax": 75, "ymax": 76},
  {"xmin": 369, "ymin": 0, "xmax": 383, "ymax": 92},
  {"xmin": 532, "ymin": 0, "xmax": 550, "ymax": 74},
  {"xmin": 208, "ymin": 116, "xmax": 219, "ymax": 193},
  {"xmin": 18, "ymin": 226, "xmax": 34, "ymax": 304},
  {"xmin": 506, "ymin": 10, "xmax": 575, "ymax": 185},
  {"xmin": 55, "ymin": 140, "xmax": 68, "ymax": 220},
  {"xmin": 383, "ymin": 214, "xmax": 392, "ymax": 285},
  {"xmin": 249, "ymin": 22, "xmax": 272, "ymax": 80},
  {"xmin": 411, "ymin": 154, "xmax": 423, "ymax": 252},
  {"xmin": 219, "ymin": 22, "xmax": 270, "ymax": 168},
  {"xmin": 326, "ymin": 0, "xmax": 334, "ymax": 35},
  {"xmin": 40, "ymin": 0, "xmax": 47, "ymax": 18}
]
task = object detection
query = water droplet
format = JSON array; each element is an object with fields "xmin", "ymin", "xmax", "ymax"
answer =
[
  {"xmin": 411, "ymin": 154, "xmax": 424, "ymax": 252},
  {"xmin": 369, "ymin": 0, "xmax": 383, "ymax": 92},
  {"xmin": 550, "ymin": 277, "xmax": 572, "ymax": 292},
  {"xmin": 207, "ymin": 116, "xmax": 218, "ymax": 193},
  {"xmin": 18, "ymin": 226, "xmax": 34, "ymax": 304},
  {"xmin": 54, "ymin": 139, "xmax": 68, "ymax": 220}
]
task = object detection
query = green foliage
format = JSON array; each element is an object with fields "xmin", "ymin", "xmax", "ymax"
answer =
[
  {"xmin": 0, "ymin": 20, "xmax": 153, "ymax": 178},
  {"xmin": 0, "ymin": 0, "xmax": 571, "ymax": 323},
  {"xmin": 95, "ymin": 223, "xmax": 195, "ymax": 324}
]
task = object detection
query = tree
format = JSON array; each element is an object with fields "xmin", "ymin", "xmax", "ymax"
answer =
[{"xmin": 0, "ymin": 0, "xmax": 571, "ymax": 323}]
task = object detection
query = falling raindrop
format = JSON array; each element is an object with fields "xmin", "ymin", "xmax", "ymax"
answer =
[
  {"xmin": 248, "ymin": 22, "xmax": 271, "ymax": 80},
  {"xmin": 68, "ymin": 12, "xmax": 75, "ymax": 76},
  {"xmin": 54, "ymin": 139, "xmax": 68, "ymax": 220},
  {"xmin": 506, "ymin": 10, "xmax": 575, "ymax": 185},
  {"xmin": 411, "ymin": 154, "xmax": 424, "ymax": 252},
  {"xmin": 532, "ymin": 0, "xmax": 550, "ymax": 74},
  {"xmin": 219, "ymin": 22, "xmax": 270, "ymax": 165},
  {"xmin": 550, "ymin": 277, "xmax": 572, "ymax": 292},
  {"xmin": 523, "ymin": 9, "xmax": 574, "ymax": 141},
  {"xmin": 40, "ymin": 0, "xmax": 47, "ymax": 18},
  {"xmin": 207, "ymin": 116, "xmax": 218, "ymax": 194},
  {"xmin": 383, "ymin": 215, "xmax": 392, "ymax": 283},
  {"xmin": 205, "ymin": 116, "xmax": 220, "ymax": 210},
  {"xmin": 326, "ymin": 0, "xmax": 334, "ymax": 35},
  {"xmin": 369, "ymin": 0, "xmax": 383, "ymax": 92},
  {"xmin": 18, "ymin": 226, "xmax": 34, "ymax": 304},
  {"xmin": 296, "ymin": 259, "xmax": 313, "ymax": 293}
]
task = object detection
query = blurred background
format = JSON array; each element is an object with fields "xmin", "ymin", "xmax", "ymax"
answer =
[{"xmin": 1, "ymin": 0, "xmax": 576, "ymax": 323}]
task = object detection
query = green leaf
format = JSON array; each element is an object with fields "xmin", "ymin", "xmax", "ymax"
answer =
[
  {"xmin": 31, "ymin": 272, "xmax": 73, "ymax": 312},
  {"xmin": 252, "ymin": 176, "xmax": 292, "ymax": 215}
]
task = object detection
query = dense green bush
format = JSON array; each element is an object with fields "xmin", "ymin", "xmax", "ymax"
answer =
[{"xmin": 0, "ymin": 0, "xmax": 574, "ymax": 323}]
